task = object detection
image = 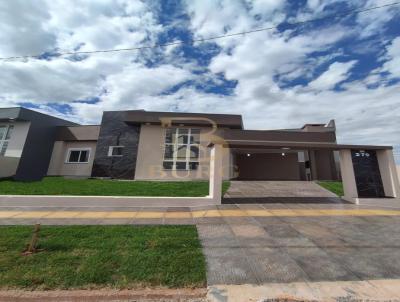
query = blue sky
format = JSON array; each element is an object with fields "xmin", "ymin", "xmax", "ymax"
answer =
[{"xmin": 0, "ymin": 0, "xmax": 399, "ymax": 162}]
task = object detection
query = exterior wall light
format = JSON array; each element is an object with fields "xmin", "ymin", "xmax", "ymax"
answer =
[
  {"xmin": 282, "ymin": 152, "xmax": 286, "ymax": 156},
  {"xmin": 246, "ymin": 153, "xmax": 251, "ymax": 157}
]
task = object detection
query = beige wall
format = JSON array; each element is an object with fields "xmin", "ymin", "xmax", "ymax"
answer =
[
  {"xmin": 47, "ymin": 141, "xmax": 97, "ymax": 177},
  {"xmin": 377, "ymin": 149, "xmax": 400, "ymax": 198},
  {"xmin": 397, "ymin": 165, "xmax": 400, "ymax": 185},
  {"xmin": 135, "ymin": 125, "xmax": 231, "ymax": 180}
]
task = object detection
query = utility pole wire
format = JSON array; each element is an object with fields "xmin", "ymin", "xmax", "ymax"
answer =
[{"xmin": 0, "ymin": 1, "xmax": 399, "ymax": 61}]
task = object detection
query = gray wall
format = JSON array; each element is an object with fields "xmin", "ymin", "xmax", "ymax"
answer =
[{"xmin": 14, "ymin": 108, "xmax": 77, "ymax": 181}]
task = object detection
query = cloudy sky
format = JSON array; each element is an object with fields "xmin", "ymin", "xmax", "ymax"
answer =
[{"xmin": 0, "ymin": 0, "xmax": 399, "ymax": 162}]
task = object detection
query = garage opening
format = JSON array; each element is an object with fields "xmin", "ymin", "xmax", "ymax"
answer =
[
  {"xmin": 232, "ymin": 149, "xmax": 339, "ymax": 181},
  {"xmin": 235, "ymin": 152, "xmax": 301, "ymax": 180}
]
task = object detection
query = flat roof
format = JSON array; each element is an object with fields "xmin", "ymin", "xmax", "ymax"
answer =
[
  {"xmin": 0, "ymin": 107, "xmax": 78, "ymax": 125},
  {"xmin": 122, "ymin": 110, "xmax": 244, "ymax": 129},
  {"xmin": 208, "ymin": 129, "xmax": 391, "ymax": 150}
]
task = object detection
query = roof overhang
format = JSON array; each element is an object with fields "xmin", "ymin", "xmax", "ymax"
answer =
[
  {"xmin": 206, "ymin": 128, "xmax": 392, "ymax": 151},
  {"xmin": 0, "ymin": 107, "xmax": 25, "ymax": 122},
  {"xmin": 211, "ymin": 140, "xmax": 392, "ymax": 151}
]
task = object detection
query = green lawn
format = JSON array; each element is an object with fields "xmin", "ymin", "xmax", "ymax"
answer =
[
  {"xmin": 317, "ymin": 181, "xmax": 344, "ymax": 196},
  {"xmin": 0, "ymin": 225, "xmax": 206, "ymax": 289},
  {"xmin": 0, "ymin": 177, "xmax": 231, "ymax": 197}
]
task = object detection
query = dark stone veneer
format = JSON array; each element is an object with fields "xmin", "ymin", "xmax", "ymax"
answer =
[{"xmin": 91, "ymin": 111, "xmax": 140, "ymax": 179}]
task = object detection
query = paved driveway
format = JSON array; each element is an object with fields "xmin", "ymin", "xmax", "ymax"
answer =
[
  {"xmin": 197, "ymin": 203, "xmax": 400, "ymax": 286},
  {"xmin": 223, "ymin": 181, "xmax": 341, "ymax": 203}
]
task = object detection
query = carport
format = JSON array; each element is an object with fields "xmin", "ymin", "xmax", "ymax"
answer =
[
  {"xmin": 232, "ymin": 148, "xmax": 339, "ymax": 181},
  {"xmin": 208, "ymin": 129, "xmax": 400, "ymax": 204}
]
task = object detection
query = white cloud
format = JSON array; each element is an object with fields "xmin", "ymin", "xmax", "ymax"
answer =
[
  {"xmin": 0, "ymin": 0, "xmax": 55, "ymax": 57},
  {"xmin": 356, "ymin": 0, "xmax": 400, "ymax": 38},
  {"xmin": 308, "ymin": 61, "xmax": 357, "ymax": 90},
  {"xmin": 382, "ymin": 37, "xmax": 400, "ymax": 77},
  {"xmin": 0, "ymin": 0, "xmax": 399, "ymax": 163}
]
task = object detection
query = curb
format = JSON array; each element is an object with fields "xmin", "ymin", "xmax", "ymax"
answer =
[{"xmin": 0, "ymin": 288, "xmax": 207, "ymax": 302}]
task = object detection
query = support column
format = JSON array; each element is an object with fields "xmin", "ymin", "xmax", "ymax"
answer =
[
  {"xmin": 339, "ymin": 149, "xmax": 359, "ymax": 204},
  {"xmin": 209, "ymin": 144, "xmax": 223, "ymax": 203},
  {"xmin": 377, "ymin": 149, "xmax": 400, "ymax": 198}
]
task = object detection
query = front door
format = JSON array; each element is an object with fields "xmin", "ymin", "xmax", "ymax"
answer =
[{"xmin": 351, "ymin": 150, "xmax": 385, "ymax": 198}]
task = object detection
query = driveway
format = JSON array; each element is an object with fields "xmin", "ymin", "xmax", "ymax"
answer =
[
  {"xmin": 223, "ymin": 180, "xmax": 341, "ymax": 203},
  {"xmin": 197, "ymin": 203, "xmax": 400, "ymax": 286}
]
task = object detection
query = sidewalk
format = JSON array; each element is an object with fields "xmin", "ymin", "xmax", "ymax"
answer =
[{"xmin": 1, "ymin": 204, "xmax": 400, "ymax": 225}]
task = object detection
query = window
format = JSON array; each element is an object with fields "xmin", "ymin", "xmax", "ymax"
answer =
[
  {"xmin": 66, "ymin": 149, "xmax": 90, "ymax": 163},
  {"xmin": 108, "ymin": 146, "xmax": 124, "ymax": 157},
  {"xmin": 163, "ymin": 128, "xmax": 200, "ymax": 170},
  {"xmin": 0, "ymin": 125, "xmax": 14, "ymax": 156}
]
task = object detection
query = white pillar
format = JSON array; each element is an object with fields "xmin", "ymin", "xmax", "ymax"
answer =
[
  {"xmin": 209, "ymin": 144, "xmax": 223, "ymax": 203},
  {"xmin": 377, "ymin": 149, "xmax": 400, "ymax": 198},
  {"xmin": 339, "ymin": 149, "xmax": 359, "ymax": 204}
]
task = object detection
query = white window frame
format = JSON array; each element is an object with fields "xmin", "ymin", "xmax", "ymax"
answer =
[
  {"xmin": 0, "ymin": 124, "xmax": 14, "ymax": 156},
  {"xmin": 163, "ymin": 128, "xmax": 200, "ymax": 170},
  {"xmin": 108, "ymin": 146, "xmax": 124, "ymax": 157},
  {"xmin": 65, "ymin": 148, "xmax": 91, "ymax": 164}
]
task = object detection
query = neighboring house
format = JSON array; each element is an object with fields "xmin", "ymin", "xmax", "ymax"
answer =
[
  {"xmin": 0, "ymin": 107, "xmax": 399, "ymax": 202},
  {"xmin": 0, "ymin": 107, "xmax": 76, "ymax": 180}
]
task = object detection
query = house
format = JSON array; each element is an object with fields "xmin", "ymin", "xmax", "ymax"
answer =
[
  {"xmin": 0, "ymin": 107, "xmax": 77, "ymax": 180},
  {"xmin": 47, "ymin": 109, "xmax": 340, "ymax": 182},
  {"xmin": 0, "ymin": 107, "xmax": 399, "ymax": 203}
]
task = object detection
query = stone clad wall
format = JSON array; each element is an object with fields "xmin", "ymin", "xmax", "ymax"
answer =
[{"xmin": 91, "ymin": 111, "xmax": 140, "ymax": 179}]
